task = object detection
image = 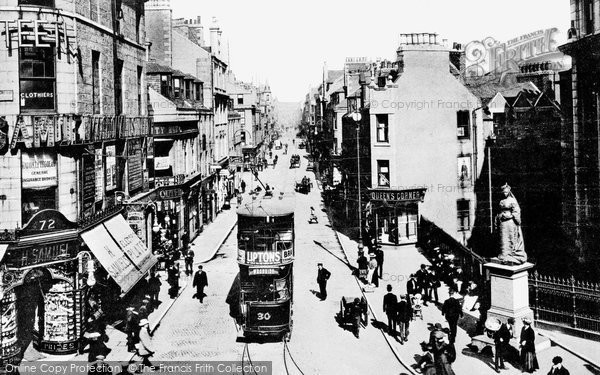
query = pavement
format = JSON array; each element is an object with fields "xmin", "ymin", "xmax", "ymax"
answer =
[{"xmin": 332, "ymin": 204, "xmax": 600, "ymax": 375}]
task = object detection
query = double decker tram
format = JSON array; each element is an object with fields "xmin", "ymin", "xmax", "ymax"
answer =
[{"xmin": 235, "ymin": 193, "xmax": 294, "ymax": 339}]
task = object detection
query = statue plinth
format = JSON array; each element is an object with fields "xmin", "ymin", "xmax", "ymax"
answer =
[{"xmin": 484, "ymin": 262, "xmax": 534, "ymax": 334}]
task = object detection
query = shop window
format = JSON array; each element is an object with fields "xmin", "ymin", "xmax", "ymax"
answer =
[
  {"xmin": 19, "ymin": 0, "xmax": 54, "ymax": 6},
  {"xmin": 237, "ymin": 95, "xmax": 244, "ymax": 105},
  {"xmin": 173, "ymin": 78, "xmax": 182, "ymax": 98},
  {"xmin": 19, "ymin": 47, "xmax": 55, "ymax": 112},
  {"xmin": 195, "ymin": 83, "xmax": 202, "ymax": 101},
  {"xmin": 115, "ymin": 59, "xmax": 123, "ymax": 115},
  {"xmin": 92, "ymin": 51, "xmax": 101, "ymax": 114},
  {"xmin": 376, "ymin": 114, "xmax": 389, "ymax": 142},
  {"xmin": 457, "ymin": 199, "xmax": 471, "ymax": 231},
  {"xmin": 457, "ymin": 110, "xmax": 470, "ymax": 139},
  {"xmin": 377, "ymin": 160, "xmax": 390, "ymax": 187},
  {"xmin": 160, "ymin": 74, "xmax": 172, "ymax": 97}
]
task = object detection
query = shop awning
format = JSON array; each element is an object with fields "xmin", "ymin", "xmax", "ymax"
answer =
[
  {"xmin": 80, "ymin": 215, "xmax": 157, "ymax": 296},
  {"xmin": 0, "ymin": 244, "xmax": 8, "ymax": 262}
]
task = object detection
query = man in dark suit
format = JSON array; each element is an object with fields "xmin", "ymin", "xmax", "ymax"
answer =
[
  {"xmin": 383, "ymin": 284, "xmax": 398, "ymax": 335},
  {"xmin": 396, "ymin": 294, "xmax": 412, "ymax": 343},
  {"xmin": 415, "ymin": 264, "xmax": 430, "ymax": 306},
  {"xmin": 192, "ymin": 265, "xmax": 208, "ymax": 303},
  {"xmin": 493, "ymin": 320, "xmax": 511, "ymax": 371},
  {"xmin": 316, "ymin": 263, "xmax": 331, "ymax": 300},
  {"xmin": 548, "ymin": 356, "xmax": 570, "ymax": 375},
  {"xmin": 441, "ymin": 288, "xmax": 463, "ymax": 343},
  {"xmin": 406, "ymin": 274, "xmax": 420, "ymax": 298},
  {"xmin": 376, "ymin": 248, "xmax": 384, "ymax": 279}
]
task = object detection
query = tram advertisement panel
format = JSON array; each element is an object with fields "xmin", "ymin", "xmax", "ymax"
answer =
[{"xmin": 246, "ymin": 300, "xmax": 290, "ymax": 327}]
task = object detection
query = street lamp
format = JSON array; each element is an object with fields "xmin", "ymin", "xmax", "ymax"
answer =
[{"xmin": 351, "ymin": 111, "xmax": 364, "ymax": 253}]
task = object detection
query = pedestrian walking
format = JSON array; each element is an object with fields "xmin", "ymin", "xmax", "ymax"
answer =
[
  {"xmin": 350, "ymin": 297, "xmax": 362, "ymax": 338},
  {"xmin": 241, "ymin": 180, "xmax": 246, "ymax": 193},
  {"xmin": 376, "ymin": 247, "xmax": 384, "ymax": 279},
  {"xmin": 89, "ymin": 355, "xmax": 112, "ymax": 375},
  {"xmin": 441, "ymin": 289, "xmax": 463, "ymax": 343},
  {"xmin": 136, "ymin": 319, "xmax": 155, "ymax": 368},
  {"xmin": 316, "ymin": 263, "xmax": 331, "ymax": 300},
  {"xmin": 148, "ymin": 273, "xmax": 161, "ymax": 308},
  {"xmin": 396, "ymin": 294, "xmax": 412, "ymax": 343},
  {"xmin": 548, "ymin": 356, "xmax": 569, "ymax": 375},
  {"xmin": 124, "ymin": 307, "xmax": 139, "ymax": 352},
  {"xmin": 407, "ymin": 274, "xmax": 420, "ymax": 298},
  {"xmin": 167, "ymin": 264, "xmax": 180, "ymax": 299},
  {"xmin": 86, "ymin": 332, "xmax": 108, "ymax": 363},
  {"xmin": 416, "ymin": 264, "xmax": 431, "ymax": 306},
  {"xmin": 356, "ymin": 251, "xmax": 369, "ymax": 282},
  {"xmin": 184, "ymin": 248, "xmax": 195, "ymax": 276},
  {"xmin": 431, "ymin": 332, "xmax": 456, "ymax": 375},
  {"xmin": 383, "ymin": 285, "xmax": 397, "ymax": 335},
  {"xmin": 368, "ymin": 254, "xmax": 378, "ymax": 287},
  {"xmin": 519, "ymin": 317, "xmax": 539, "ymax": 373},
  {"xmin": 428, "ymin": 268, "xmax": 441, "ymax": 304},
  {"xmin": 428, "ymin": 322, "xmax": 445, "ymax": 347},
  {"xmin": 192, "ymin": 265, "xmax": 208, "ymax": 303},
  {"xmin": 138, "ymin": 299, "xmax": 150, "ymax": 321}
]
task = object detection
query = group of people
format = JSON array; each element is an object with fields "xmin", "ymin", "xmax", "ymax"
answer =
[
  {"xmin": 383, "ymin": 285, "xmax": 414, "ymax": 343},
  {"xmin": 355, "ymin": 248, "xmax": 384, "ymax": 288}
]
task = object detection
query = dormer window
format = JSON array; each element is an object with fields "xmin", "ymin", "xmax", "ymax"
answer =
[
  {"xmin": 195, "ymin": 83, "xmax": 202, "ymax": 101},
  {"xmin": 173, "ymin": 78, "xmax": 182, "ymax": 98},
  {"xmin": 160, "ymin": 74, "xmax": 172, "ymax": 97}
]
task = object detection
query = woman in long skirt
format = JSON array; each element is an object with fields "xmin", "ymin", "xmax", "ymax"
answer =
[{"xmin": 519, "ymin": 317, "xmax": 539, "ymax": 373}]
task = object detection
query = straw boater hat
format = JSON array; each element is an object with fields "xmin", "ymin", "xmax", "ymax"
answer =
[
  {"xmin": 485, "ymin": 317, "xmax": 501, "ymax": 332},
  {"xmin": 95, "ymin": 355, "xmax": 105, "ymax": 360},
  {"xmin": 433, "ymin": 330, "xmax": 445, "ymax": 340},
  {"xmin": 139, "ymin": 319, "xmax": 149, "ymax": 327},
  {"xmin": 522, "ymin": 317, "xmax": 532, "ymax": 324}
]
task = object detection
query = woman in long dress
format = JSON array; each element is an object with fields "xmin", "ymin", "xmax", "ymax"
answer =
[
  {"xmin": 519, "ymin": 317, "xmax": 539, "ymax": 373},
  {"xmin": 495, "ymin": 184, "xmax": 527, "ymax": 264}
]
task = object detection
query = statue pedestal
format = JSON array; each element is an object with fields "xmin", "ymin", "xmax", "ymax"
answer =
[{"xmin": 484, "ymin": 262, "xmax": 534, "ymax": 334}]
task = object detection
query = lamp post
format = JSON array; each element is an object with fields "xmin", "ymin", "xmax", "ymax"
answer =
[
  {"xmin": 487, "ymin": 134, "xmax": 496, "ymax": 233},
  {"xmin": 351, "ymin": 111, "xmax": 364, "ymax": 253}
]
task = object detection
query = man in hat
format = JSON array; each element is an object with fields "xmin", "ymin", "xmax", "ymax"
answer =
[
  {"xmin": 383, "ymin": 284, "xmax": 398, "ymax": 335},
  {"xmin": 125, "ymin": 307, "xmax": 139, "ymax": 352},
  {"xmin": 148, "ymin": 272, "xmax": 162, "ymax": 308},
  {"xmin": 350, "ymin": 297, "xmax": 363, "ymax": 338},
  {"xmin": 407, "ymin": 274, "xmax": 420, "ymax": 299},
  {"xmin": 442, "ymin": 288, "xmax": 463, "ymax": 344},
  {"xmin": 184, "ymin": 247, "xmax": 195, "ymax": 276},
  {"xmin": 416, "ymin": 264, "xmax": 431, "ymax": 306},
  {"xmin": 136, "ymin": 319, "xmax": 154, "ymax": 367},
  {"xmin": 90, "ymin": 355, "xmax": 112, "ymax": 375},
  {"xmin": 396, "ymin": 294, "xmax": 412, "ymax": 343},
  {"xmin": 548, "ymin": 356, "xmax": 570, "ymax": 375},
  {"xmin": 316, "ymin": 263, "xmax": 331, "ymax": 300},
  {"xmin": 428, "ymin": 323, "xmax": 445, "ymax": 347},
  {"xmin": 493, "ymin": 318, "xmax": 511, "ymax": 371},
  {"xmin": 193, "ymin": 265, "xmax": 208, "ymax": 303},
  {"xmin": 375, "ymin": 247, "xmax": 384, "ymax": 279},
  {"xmin": 431, "ymin": 331, "xmax": 456, "ymax": 375}
]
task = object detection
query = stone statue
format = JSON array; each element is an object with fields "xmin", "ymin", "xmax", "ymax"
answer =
[{"xmin": 494, "ymin": 183, "xmax": 527, "ymax": 265}]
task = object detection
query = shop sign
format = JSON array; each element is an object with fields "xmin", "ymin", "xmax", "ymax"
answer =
[
  {"xmin": 4, "ymin": 240, "xmax": 78, "ymax": 269},
  {"xmin": 81, "ymin": 145, "xmax": 95, "ymax": 213},
  {"xmin": 369, "ymin": 188, "xmax": 426, "ymax": 203},
  {"xmin": 20, "ymin": 79, "xmax": 55, "ymax": 111},
  {"xmin": 154, "ymin": 156, "xmax": 171, "ymax": 171},
  {"xmin": 0, "ymin": 89, "xmax": 13, "ymax": 101},
  {"xmin": 127, "ymin": 139, "xmax": 143, "ymax": 191},
  {"xmin": 0, "ymin": 20, "xmax": 75, "ymax": 58},
  {"xmin": 158, "ymin": 187, "xmax": 183, "ymax": 200},
  {"xmin": 20, "ymin": 209, "xmax": 78, "ymax": 236},
  {"xmin": 35, "ymin": 339, "xmax": 78, "ymax": 354},
  {"xmin": 21, "ymin": 150, "xmax": 57, "ymax": 189},
  {"xmin": 95, "ymin": 147, "xmax": 104, "ymax": 202},
  {"xmin": 103, "ymin": 215, "xmax": 155, "ymax": 273},
  {"xmin": 244, "ymin": 250, "xmax": 293, "ymax": 265},
  {"xmin": 105, "ymin": 145, "xmax": 117, "ymax": 191},
  {"xmin": 125, "ymin": 203, "xmax": 146, "ymax": 244},
  {"xmin": 155, "ymin": 174, "xmax": 185, "ymax": 187}
]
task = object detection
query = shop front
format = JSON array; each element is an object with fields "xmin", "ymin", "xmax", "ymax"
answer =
[
  {"xmin": 367, "ymin": 188, "xmax": 427, "ymax": 246},
  {"xmin": 0, "ymin": 210, "xmax": 82, "ymax": 362}
]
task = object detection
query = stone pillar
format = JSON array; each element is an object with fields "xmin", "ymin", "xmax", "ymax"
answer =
[{"xmin": 485, "ymin": 262, "xmax": 534, "ymax": 334}]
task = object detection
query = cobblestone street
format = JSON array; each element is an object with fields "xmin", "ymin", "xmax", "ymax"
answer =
[{"xmin": 146, "ymin": 140, "xmax": 405, "ymax": 374}]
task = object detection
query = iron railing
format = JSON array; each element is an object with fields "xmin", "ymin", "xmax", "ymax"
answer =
[{"xmin": 529, "ymin": 271, "xmax": 600, "ymax": 334}]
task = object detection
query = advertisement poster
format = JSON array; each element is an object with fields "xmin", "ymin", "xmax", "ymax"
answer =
[
  {"xmin": 21, "ymin": 151, "xmax": 57, "ymax": 189},
  {"xmin": 127, "ymin": 139, "xmax": 143, "ymax": 191},
  {"xmin": 104, "ymin": 215, "xmax": 156, "ymax": 274},
  {"xmin": 125, "ymin": 203, "xmax": 146, "ymax": 245},
  {"xmin": 95, "ymin": 147, "xmax": 104, "ymax": 202},
  {"xmin": 105, "ymin": 145, "xmax": 117, "ymax": 191},
  {"xmin": 82, "ymin": 145, "xmax": 95, "ymax": 212}
]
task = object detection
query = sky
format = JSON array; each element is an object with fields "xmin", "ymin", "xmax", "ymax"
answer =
[{"xmin": 171, "ymin": 0, "xmax": 571, "ymax": 102}]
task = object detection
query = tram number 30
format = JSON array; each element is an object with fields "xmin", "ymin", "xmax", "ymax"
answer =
[{"xmin": 257, "ymin": 312, "xmax": 271, "ymax": 321}]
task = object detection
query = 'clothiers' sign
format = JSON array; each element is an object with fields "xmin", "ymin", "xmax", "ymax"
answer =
[{"xmin": 369, "ymin": 188, "xmax": 426, "ymax": 203}]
